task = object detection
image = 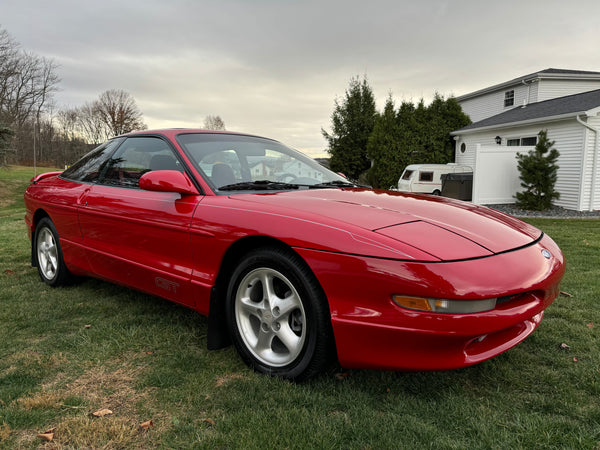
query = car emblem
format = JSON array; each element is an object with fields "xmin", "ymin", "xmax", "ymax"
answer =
[{"xmin": 541, "ymin": 249, "xmax": 551, "ymax": 259}]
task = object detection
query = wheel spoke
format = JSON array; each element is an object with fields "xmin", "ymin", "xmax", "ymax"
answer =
[
  {"xmin": 255, "ymin": 327, "xmax": 274, "ymax": 355},
  {"xmin": 277, "ymin": 325, "xmax": 302, "ymax": 354},
  {"xmin": 261, "ymin": 271, "xmax": 276, "ymax": 307},
  {"xmin": 238, "ymin": 295, "xmax": 265, "ymax": 319},
  {"xmin": 274, "ymin": 293, "xmax": 300, "ymax": 319}
]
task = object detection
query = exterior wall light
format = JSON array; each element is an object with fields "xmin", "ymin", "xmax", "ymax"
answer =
[{"xmin": 495, "ymin": 136, "xmax": 502, "ymax": 145}]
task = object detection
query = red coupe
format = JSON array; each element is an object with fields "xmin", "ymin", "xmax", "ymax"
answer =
[{"xmin": 24, "ymin": 129, "xmax": 565, "ymax": 380}]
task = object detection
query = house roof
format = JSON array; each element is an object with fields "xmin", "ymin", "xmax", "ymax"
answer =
[
  {"xmin": 456, "ymin": 68, "xmax": 600, "ymax": 102},
  {"xmin": 452, "ymin": 88, "xmax": 600, "ymax": 134}
]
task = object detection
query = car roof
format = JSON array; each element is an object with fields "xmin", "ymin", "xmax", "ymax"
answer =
[{"xmin": 118, "ymin": 128, "xmax": 267, "ymax": 141}]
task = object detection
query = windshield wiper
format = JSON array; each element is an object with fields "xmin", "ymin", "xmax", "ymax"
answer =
[
  {"xmin": 309, "ymin": 180, "xmax": 358, "ymax": 189},
  {"xmin": 218, "ymin": 180, "xmax": 300, "ymax": 191}
]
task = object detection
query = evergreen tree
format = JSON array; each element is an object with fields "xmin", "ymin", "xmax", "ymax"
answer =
[
  {"xmin": 322, "ymin": 76, "xmax": 377, "ymax": 181},
  {"xmin": 367, "ymin": 95, "xmax": 401, "ymax": 188},
  {"xmin": 408, "ymin": 94, "xmax": 471, "ymax": 164},
  {"xmin": 403, "ymin": 100, "xmax": 429, "ymax": 163},
  {"xmin": 515, "ymin": 130, "xmax": 560, "ymax": 210},
  {"xmin": 364, "ymin": 94, "xmax": 471, "ymax": 188},
  {"xmin": 426, "ymin": 94, "xmax": 471, "ymax": 163}
]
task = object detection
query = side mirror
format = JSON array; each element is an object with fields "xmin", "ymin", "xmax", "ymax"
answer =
[{"xmin": 139, "ymin": 170, "xmax": 199, "ymax": 195}]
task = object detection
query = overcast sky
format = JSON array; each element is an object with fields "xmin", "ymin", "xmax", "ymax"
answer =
[{"xmin": 3, "ymin": 0, "xmax": 600, "ymax": 155}]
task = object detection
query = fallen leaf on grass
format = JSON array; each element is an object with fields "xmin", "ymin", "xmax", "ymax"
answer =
[
  {"xmin": 92, "ymin": 408, "xmax": 113, "ymax": 417},
  {"xmin": 3, "ymin": 269, "xmax": 15, "ymax": 275},
  {"xmin": 573, "ymin": 357, "xmax": 579, "ymax": 363},
  {"xmin": 586, "ymin": 323, "xmax": 594, "ymax": 328},
  {"xmin": 37, "ymin": 432, "xmax": 54, "ymax": 441},
  {"xmin": 37, "ymin": 428, "xmax": 56, "ymax": 442},
  {"xmin": 202, "ymin": 418, "xmax": 216, "ymax": 426},
  {"xmin": 84, "ymin": 324, "xmax": 92, "ymax": 329},
  {"xmin": 559, "ymin": 343, "xmax": 571, "ymax": 350},
  {"xmin": 560, "ymin": 291, "xmax": 573, "ymax": 298},
  {"xmin": 139, "ymin": 420, "xmax": 154, "ymax": 431},
  {"xmin": 335, "ymin": 372, "xmax": 350, "ymax": 380}
]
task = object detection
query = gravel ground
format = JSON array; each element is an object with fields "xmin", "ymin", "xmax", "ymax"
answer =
[{"xmin": 485, "ymin": 204, "xmax": 600, "ymax": 219}]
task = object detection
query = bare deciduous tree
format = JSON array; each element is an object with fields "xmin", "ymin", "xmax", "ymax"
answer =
[
  {"xmin": 61, "ymin": 90, "xmax": 147, "ymax": 146},
  {"xmin": 1, "ymin": 27, "xmax": 149, "ymax": 166},
  {"xmin": 0, "ymin": 27, "xmax": 60, "ymax": 164},
  {"xmin": 96, "ymin": 89, "xmax": 147, "ymax": 137},
  {"xmin": 76, "ymin": 102, "xmax": 109, "ymax": 144},
  {"xmin": 203, "ymin": 115, "xmax": 226, "ymax": 131}
]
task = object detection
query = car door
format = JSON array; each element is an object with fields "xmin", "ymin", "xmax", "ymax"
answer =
[{"xmin": 77, "ymin": 136, "xmax": 201, "ymax": 306}]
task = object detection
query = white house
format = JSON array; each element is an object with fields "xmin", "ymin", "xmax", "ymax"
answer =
[{"xmin": 451, "ymin": 69, "xmax": 600, "ymax": 211}]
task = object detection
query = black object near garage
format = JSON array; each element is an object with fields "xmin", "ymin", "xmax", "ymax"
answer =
[{"xmin": 441, "ymin": 172, "xmax": 473, "ymax": 201}]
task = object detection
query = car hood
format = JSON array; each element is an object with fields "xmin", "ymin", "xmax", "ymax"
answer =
[{"xmin": 229, "ymin": 188, "xmax": 542, "ymax": 261}]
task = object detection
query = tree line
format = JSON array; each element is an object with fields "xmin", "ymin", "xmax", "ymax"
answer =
[
  {"xmin": 0, "ymin": 27, "xmax": 149, "ymax": 167},
  {"xmin": 322, "ymin": 77, "xmax": 472, "ymax": 188}
]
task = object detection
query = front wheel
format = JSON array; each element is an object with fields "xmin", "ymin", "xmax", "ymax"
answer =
[
  {"xmin": 226, "ymin": 248, "xmax": 333, "ymax": 381},
  {"xmin": 34, "ymin": 217, "xmax": 72, "ymax": 286}
]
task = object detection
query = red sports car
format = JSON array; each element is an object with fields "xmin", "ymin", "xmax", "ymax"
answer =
[{"xmin": 24, "ymin": 129, "xmax": 565, "ymax": 380}]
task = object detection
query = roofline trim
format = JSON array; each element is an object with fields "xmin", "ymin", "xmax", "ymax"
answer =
[{"xmin": 451, "ymin": 111, "xmax": 589, "ymax": 135}]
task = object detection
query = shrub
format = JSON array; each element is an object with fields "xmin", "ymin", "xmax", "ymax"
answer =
[{"xmin": 515, "ymin": 130, "xmax": 560, "ymax": 210}]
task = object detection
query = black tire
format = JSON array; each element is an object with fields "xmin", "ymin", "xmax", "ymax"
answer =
[
  {"xmin": 225, "ymin": 247, "xmax": 332, "ymax": 381},
  {"xmin": 33, "ymin": 217, "xmax": 72, "ymax": 286},
  {"xmin": 432, "ymin": 189, "xmax": 441, "ymax": 196}
]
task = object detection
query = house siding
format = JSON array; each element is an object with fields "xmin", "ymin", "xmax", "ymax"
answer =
[
  {"xmin": 549, "ymin": 121, "xmax": 586, "ymax": 210},
  {"xmin": 458, "ymin": 78, "xmax": 600, "ymax": 123},
  {"xmin": 455, "ymin": 132, "xmax": 496, "ymax": 168},
  {"xmin": 459, "ymin": 84, "xmax": 531, "ymax": 123},
  {"xmin": 579, "ymin": 115, "xmax": 600, "ymax": 211},
  {"xmin": 593, "ymin": 115, "xmax": 600, "ymax": 211},
  {"xmin": 529, "ymin": 81, "xmax": 540, "ymax": 104},
  {"xmin": 537, "ymin": 79, "xmax": 600, "ymax": 102},
  {"xmin": 455, "ymin": 119, "xmax": 586, "ymax": 210},
  {"xmin": 454, "ymin": 70, "xmax": 600, "ymax": 211}
]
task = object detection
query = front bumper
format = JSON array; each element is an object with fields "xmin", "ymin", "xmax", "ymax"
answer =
[{"xmin": 296, "ymin": 233, "xmax": 564, "ymax": 371}]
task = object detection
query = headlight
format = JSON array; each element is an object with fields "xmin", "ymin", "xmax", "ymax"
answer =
[{"xmin": 392, "ymin": 295, "xmax": 496, "ymax": 314}]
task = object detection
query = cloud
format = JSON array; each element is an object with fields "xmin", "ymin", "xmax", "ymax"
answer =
[{"xmin": 3, "ymin": 0, "xmax": 600, "ymax": 155}]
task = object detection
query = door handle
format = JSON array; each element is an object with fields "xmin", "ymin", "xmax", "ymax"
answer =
[{"xmin": 78, "ymin": 188, "xmax": 91, "ymax": 206}]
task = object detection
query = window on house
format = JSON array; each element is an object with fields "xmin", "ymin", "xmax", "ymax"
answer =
[
  {"xmin": 504, "ymin": 90, "xmax": 515, "ymax": 107},
  {"xmin": 521, "ymin": 136, "xmax": 537, "ymax": 146},
  {"xmin": 419, "ymin": 171, "xmax": 434, "ymax": 182},
  {"xmin": 506, "ymin": 136, "xmax": 537, "ymax": 146}
]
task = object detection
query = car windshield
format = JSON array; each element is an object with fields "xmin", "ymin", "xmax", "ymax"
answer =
[{"xmin": 176, "ymin": 133, "xmax": 349, "ymax": 192}]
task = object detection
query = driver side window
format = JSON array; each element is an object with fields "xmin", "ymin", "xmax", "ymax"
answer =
[{"xmin": 100, "ymin": 137, "xmax": 182, "ymax": 188}]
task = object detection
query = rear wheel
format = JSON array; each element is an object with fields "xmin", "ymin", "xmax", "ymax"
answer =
[
  {"xmin": 226, "ymin": 248, "xmax": 332, "ymax": 381},
  {"xmin": 432, "ymin": 189, "xmax": 441, "ymax": 196},
  {"xmin": 34, "ymin": 217, "xmax": 72, "ymax": 286}
]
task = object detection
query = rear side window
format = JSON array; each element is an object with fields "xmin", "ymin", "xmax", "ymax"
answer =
[
  {"xmin": 61, "ymin": 138, "xmax": 124, "ymax": 183},
  {"xmin": 419, "ymin": 171, "xmax": 434, "ymax": 182}
]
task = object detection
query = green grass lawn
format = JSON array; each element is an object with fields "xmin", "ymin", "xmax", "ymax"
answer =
[{"xmin": 1, "ymin": 166, "xmax": 599, "ymax": 449}]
